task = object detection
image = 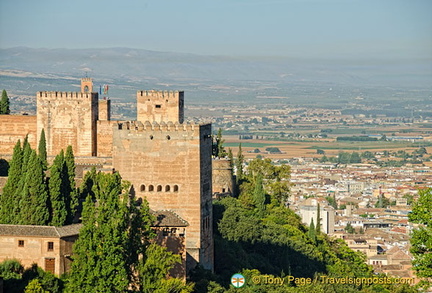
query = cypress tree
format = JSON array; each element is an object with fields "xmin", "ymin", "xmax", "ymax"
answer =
[
  {"xmin": 253, "ymin": 174, "xmax": 266, "ymax": 217},
  {"xmin": 49, "ymin": 151, "xmax": 67, "ymax": 226},
  {"xmin": 64, "ymin": 146, "xmax": 77, "ymax": 223},
  {"xmin": 38, "ymin": 129, "xmax": 47, "ymax": 171},
  {"xmin": 215, "ymin": 128, "xmax": 227, "ymax": 158},
  {"xmin": 309, "ymin": 218, "xmax": 316, "ymax": 243},
  {"xmin": 228, "ymin": 148, "xmax": 234, "ymax": 170},
  {"xmin": 0, "ymin": 140, "xmax": 22, "ymax": 223},
  {"xmin": 19, "ymin": 150, "xmax": 49, "ymax": 225},
  {"xmin": 236, "ymin": 143, "xmax": 244, "ymax": 183},
  {"xmin": 0, "ymin": 89, "xmax": 10, "ymax": 114},
  {"xmin": 316, "ymin": 203, "xmax": 321, "ymax": 233},
  {"xmin": 13, "ymin": 136, "xmax": 32, "ymax": 220}
]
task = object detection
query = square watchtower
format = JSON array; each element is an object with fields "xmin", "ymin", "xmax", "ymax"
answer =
[{"xmin": 137, "ymin": 90, "xmax": 184, "ymax": 124}]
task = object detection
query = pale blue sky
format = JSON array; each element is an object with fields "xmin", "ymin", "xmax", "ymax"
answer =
[{"xmin": 0, "ymin": 0, "xmax": 431, "ymax": 58}]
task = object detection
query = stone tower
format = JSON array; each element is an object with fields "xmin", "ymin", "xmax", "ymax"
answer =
[
  {"xmin": 136, "ymin": 90, "xmax": 184, "ymax": 123},
  {"xmin": 36, "ymin": 78, "xmax": 98, "ymax": 157},
  {"xmin": 80, "ymin": 77, "xmax": 93, "ymax": 93},
  {"xmin": 98, "ymin": 99, "xmax": 111, "ymax": 121},
  {"xmin": 212, "ymin": 158, "xmax": 234, "ymax": 197},
  {"xmin": 113, "ymin": 89, "xmax": 214, "ymax": 272}
]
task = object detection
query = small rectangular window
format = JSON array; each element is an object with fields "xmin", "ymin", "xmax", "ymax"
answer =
[
  {"xmin": 155, "ymin": 105, "xmax": 162, "ymax": 108},
  {"xmin": 18, "ymin": 240, "xmax": 24, "ymax": 247},
  {"xmin": 48, "ymin": 242, "xmax": 54, "ymax": 251}
]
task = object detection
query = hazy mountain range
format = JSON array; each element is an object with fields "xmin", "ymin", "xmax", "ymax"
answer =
[{"xmin": 0, "ymin": 47, "xmax": 431, "ymax": 108}]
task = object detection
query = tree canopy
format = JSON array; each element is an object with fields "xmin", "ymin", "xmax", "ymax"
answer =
[
  {"xmin": 409, "ymin": 188, "xmax": 432, "ymax": 289},
  {"xmin": 0, "ymin": 89, "xmax": 10, "ymax": 114},
  {"xmin": 66, "ymin": 171, "xmax": 192, "ymax": 292}
]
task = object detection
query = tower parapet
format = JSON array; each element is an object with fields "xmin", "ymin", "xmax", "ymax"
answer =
[{"xmin": 38, "ymin": 91, "xmax": 95, "ymax": 99}]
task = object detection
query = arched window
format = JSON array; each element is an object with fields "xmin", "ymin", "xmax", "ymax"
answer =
[
  {"xmin": 165, "ymin": 185, "xmax": 171, "ymax": 192},
  {"xmin": 157, "ymin": 185, "xmax": 162, "ymax": 192},
  {"xmin": 140, "ymin": 185, "xmax": 145, "ymax": 192},
  {"xmin": 149, "ymin": 185, "xmax": 154, "ymax": 192},
  {"xmin": 173, "ymin": 185, "xmax": 179, "ymax": 192}
]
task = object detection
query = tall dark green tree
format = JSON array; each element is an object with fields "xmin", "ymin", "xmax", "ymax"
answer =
[
  {"xmin": 37, "ymin": 129, "xmax": 47, "ymax": 171},
  {"xmin": 253, "ymin": 174, "xmax": 266, "ymax": 217},
  {"xmin": 227, "ymin": 148, "xmax": 234, "ymax": 169},
  {"xmin": 18, "ymin": 150, "xmax": 49, "ymax": 225},
  {"xmin": 0, "ymin": 89, "xmax": 10, "ymax": 114},
  {"xmin": 309, "ymin": 218, "xmax": 316, "ymax": 243},
  {"xmin": 0, "ymin": 140, "xmax": 23, "ymax": 223},
  {"xmin": 316, "ymin": 203, "xmax": 321, "ymax": 233},
  {"xmin": 48, "ymin": 151, "xmax": 67, "ymax": 226},
  {"xmin": 66, "ymin": 172, "xmax": 154, "ymax": 292},
  {"xmin": 213, "ymin": 128, "xmax": 227, "ymax": 158},
  {"xmin": 236, "ymin": 143, "xmax": 244, "ymax": 184},
  {"xmin": 64, "ymin": 146, "xmax": 77, "ymax": 223}
]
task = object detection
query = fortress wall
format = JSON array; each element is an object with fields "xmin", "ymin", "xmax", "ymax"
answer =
[
  {"xmin": 0, "ymin": 115, "xmax": 37, "ymax": 154},
  {"xmin": 112, "ymin": 121, "xmax": 213, "ymax": 271},
  {"xmin": 96, "ymin": 120, "xmax": 115, "ymax": 157},
  {"xmin": 37, "ymin": 92, "xmax": 98, "ymax": 157}
]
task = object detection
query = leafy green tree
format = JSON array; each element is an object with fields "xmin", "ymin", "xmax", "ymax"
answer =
[
  {"xmin": 24, "ymin": 279, "xmax": 47, "ymax": 293},
  {"xmin": 246, "ymin": 158, "xmax": 291, "ymax": 206},
  {"xmin": 236, "ymin": 144, "xmax": 244, "ymax": 183},
  {"xmin": 375, "ymin": 194, "xmax": 390, "ymax": 208},
  {"xmin": 252, "ymin": 174, "xmax": 266, "ymax": 217},
  {"xmin": 0, "ymin": 140, "xmax": 23, "ymax": 223},
  {"xmin": 349, "ymin": 152, "xmax": 361, "ymax": 163},
  {"xmin": 361, "ymin": 151, "xmax": 376, "ymax": 159},
  {"xmin": 48, "ymin": 151, "xmax": 68, "ymax": 226},
  {"xmin": 0, "ymin": 259, "xmax": 25, "ymax": 293},
  {"xmin": 213, "ymin": 128, "xmax": 227, "ymax": 158},
  {"xmin": 64, "ymin": 145, "xmax": 77, "ymax": 223},
  {"xmin": 0, "ymin": 260, "xmax": 63, "ymax": 293},
  {"xmin": 228, "ymin": 148, "xmax": 234, "ymax": 170},
  {"xmin": 38, "ymin": 129, "xmax": 47, "ymax": 171},
  {"xmin": 325, "ymin": 195, "xmax": 337, "ymax": 209},
  {"xmin": 0, "ymin": 259, "xmax": 23, "ymax": 280},
  {"xmin": 337, "ymin": 151, "xmax": 351, "ymax": 164},
  {"xmin": 139, "ymin": 243, "xmax": 194, "ymax": 293},
  {"xmin": 316, "ymin": 203, "xmax": 321, "ymax": 233},
  {"xmin": 66, "ymin": 172, "xmax": 157, "ymax": 292},
  {"xmin": 409, "ymin": 188, "xmax": 432, "ymax": 288},
  {"xmin": 309, "ymin": 218, "xmax": 316, "ymax": 243},
  {"xmin": 0, "ymin": 89, "xmax": 10, "ymax": 114},
  {"xmin": 345, "ymin": 222, "xmax": 355, "ymax": 234},
  {"xmin": 19, "ymin": 150, "xmax": 49, "ymax": 225}
]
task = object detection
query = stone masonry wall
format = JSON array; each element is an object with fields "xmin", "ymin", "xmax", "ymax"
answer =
[
  {"xmin": 36, "ymin": 91, "xmax": 98, "ymax": 157},
  {"xmin": 136, "ymin": 90, "xmax": 184, "ymax": 124},
  {"xmin": 111, "ymin": 121, "xmax": 213, "ymax": 271},
  {"xmin": 0, "ymin": 115, "xmax": 37, "ymax": 155}
]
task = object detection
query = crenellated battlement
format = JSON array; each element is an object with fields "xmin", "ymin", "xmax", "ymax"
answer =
[
  {"xmin": 137, "ymin": 90, "xmax": 183, "ymax": 99},
  {"xmin": 114, "ymin": 120, "xmax": 210, "ymax": 134},
  {"xmin": 38, "ymin": 91, "xmax": 97, "ymax": 99}
]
